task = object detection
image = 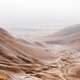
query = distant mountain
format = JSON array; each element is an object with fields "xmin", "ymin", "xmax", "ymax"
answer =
[
  {"xmin": 44, "ymin": 24, "xmax": 80, "ymax": 50},
  {"xmin": 50, "ymin": 24, "xmax": 80, "ymax": 37}
]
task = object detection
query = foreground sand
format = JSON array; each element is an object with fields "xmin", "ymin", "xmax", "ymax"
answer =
[{"xmin": 0, "ymin": 28, "xmax": 80, "ymax": 80}]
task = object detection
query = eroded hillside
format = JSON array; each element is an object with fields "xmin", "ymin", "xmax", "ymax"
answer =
[{"xmin": 0, "ymin": 28, "xmax": 80, "ymax": 80}]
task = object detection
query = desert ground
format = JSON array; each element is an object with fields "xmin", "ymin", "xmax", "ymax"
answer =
[{"xmin": 0, "ymin": 25, "xmax": 80, "ymax": 80}]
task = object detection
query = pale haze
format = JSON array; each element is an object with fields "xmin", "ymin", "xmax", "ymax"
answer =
[{"xmin": 0, "ymin": 0, "xmax": 80, "ymax": 38}]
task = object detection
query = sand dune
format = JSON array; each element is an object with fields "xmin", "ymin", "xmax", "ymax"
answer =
[{"xmin": 0, "ymin": 27, "xmax": 80, "ymax": 80}]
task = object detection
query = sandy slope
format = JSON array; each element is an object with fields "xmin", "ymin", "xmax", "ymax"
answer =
[
  {"xmin": 0, "ymin": 28, "xmax": 80, "ymax": 80},
  {"xmin": 43, "ymin": 25, "xmax": 80, "ymax": 51}
]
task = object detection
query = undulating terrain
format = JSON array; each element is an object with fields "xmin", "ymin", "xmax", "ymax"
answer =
[
  {"xmin": 0, "ymin": 25, "xmax": 80, "ymax": 80},
  {"xmin": 44, "ymin": 24, "xmax": 80, "ymax": 50}
]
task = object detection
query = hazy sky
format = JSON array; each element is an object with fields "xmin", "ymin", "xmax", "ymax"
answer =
[{"xmin": 0, "ymin": 0, "xmax": 80, "ymax": 37}]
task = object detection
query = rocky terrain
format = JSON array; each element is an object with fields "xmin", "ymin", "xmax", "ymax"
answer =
[{"xmin": 0, "ymin": 26, "xmax": 80, "ymax": 80}]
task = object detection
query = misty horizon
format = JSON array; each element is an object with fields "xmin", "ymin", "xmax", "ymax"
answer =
[{"xmin": 0, "ymin": 0, "xmax": 80, "ymax": 38}]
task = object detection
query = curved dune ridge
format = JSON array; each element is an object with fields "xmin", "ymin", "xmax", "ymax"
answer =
[{"xmin": 0, "ymin": 28, "xmax": 80, "ymax": 80}]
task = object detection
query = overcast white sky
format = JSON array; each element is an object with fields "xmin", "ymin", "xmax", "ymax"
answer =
[{"xmin": 0, "ymin": 0, "xmax": 80, "ymax": 37}]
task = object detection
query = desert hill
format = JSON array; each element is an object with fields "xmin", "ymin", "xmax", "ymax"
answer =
[
  {"xmin": 44, "ymin": 24, "xmax": 80, "ymax": 50},
  {"xmin": 0, "ymin": 28, "xmax": 80, "ymax": 80}
]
